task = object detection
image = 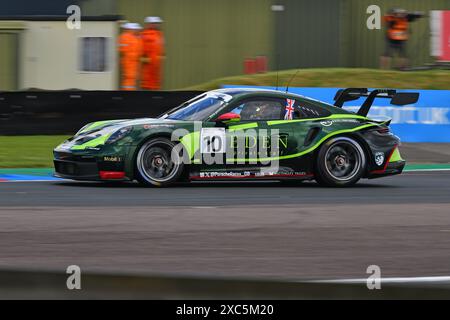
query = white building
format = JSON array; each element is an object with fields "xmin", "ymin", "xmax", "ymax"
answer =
[{"xmin": 0, "ymin": 16, "xmax": 120, "ymax": 91}]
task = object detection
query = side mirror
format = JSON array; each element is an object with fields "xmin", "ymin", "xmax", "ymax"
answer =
[{"xmin": 215, "ymin": 112, "xmax": 241, "ymax": 123}]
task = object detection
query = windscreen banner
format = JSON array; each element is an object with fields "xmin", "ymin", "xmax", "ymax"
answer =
[{"xmin": 224, "ymin": 85, "xmax": 450, "ymax": 143}]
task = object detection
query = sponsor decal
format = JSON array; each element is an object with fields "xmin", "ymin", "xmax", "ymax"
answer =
[
  {"xmin": 103, "ymin": 156, "xmax": 123, "ymax": 162},
  {"xmin": 143, "ymin": 124, "xmax": 174, "ymax": 129},
  {"xmin": 332, "ymin": 119, "xmax": 360, "ymax": 123},
  {"xmin": 255, "ymin": 171, "xmax": 308, "ymax": 177},
  {"xmin": 196, "ymin": 171, "xmax": 311, "ymax": 179},
  {"xmin": 284, "ymin": 99, "xmax": 295, "ymax": 120},
  {"xmin": 228, "ymin": 135, "xmax": 288, "ymax": 149},
  {"xmin": 374, "ymin": 152, "xmax": 385, "ymax": 166},
  {"xmin": 199, "ymin": 171, "xmax": 251, "ymax": 178},
  {"xmin": 320, "ymin": 120, "xmax": 333, "ymax": 127}
]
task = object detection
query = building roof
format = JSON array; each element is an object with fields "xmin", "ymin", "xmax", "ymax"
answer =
[{"xmin": 0, "ymin": 15, "xmax": 122, "ymax": 21}]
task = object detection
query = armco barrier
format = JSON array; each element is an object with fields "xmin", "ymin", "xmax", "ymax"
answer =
[
  {"xmin": 1, "ymin": 269, "xmax": 450, "ymax": 299},
  {"xmin": 225, "ymin": 86, "xmax": 450, "ymax": 143},
  {"xmin": 0, "ymin": 90, "xmax": 203, "ymax": 135}
]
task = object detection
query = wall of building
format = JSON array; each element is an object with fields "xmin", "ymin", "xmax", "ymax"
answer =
[
  {"xmin": 80, "ymin": 0, "xmax": 273, "ymax": 89},
  {"xmin": 0, "ymin": 30, "xmax": 18, "ymax": 91},
  {"xmin": 274, "ymin": 0, "xmax": 450, "ymax": 70},
  {"xmin": 0, "ymin": 32, "xmax": 18, "ymax": 91},
  {"xmin": 78, "ymin": 0, "xmax": 450, "ymax": 90},
  {"xmin": 121, "ymin": 0, "xmax": 273, "ymax": 89},
  {"xmin": 78, "ymin": 0, "xmax": 118, "ymax": 16},
  {"xmin": 0, "ymin": 21, "xmax": 25, "ymax": 91},
  {"xmin": 340, "ymin": 0, "xmax": 450, "ymax": 68},
  {"xmin": 19, "ymin": 21, "xmax": 119, "ymax": 90},
  {"xmin": 274, "ymin": 0, "xmax": 341, "ymax": 70}
]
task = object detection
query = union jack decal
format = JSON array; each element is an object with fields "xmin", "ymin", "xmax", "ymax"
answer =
[{"xmin": 284, "ymin": 99, "xmax": 295, "ymax": 120}]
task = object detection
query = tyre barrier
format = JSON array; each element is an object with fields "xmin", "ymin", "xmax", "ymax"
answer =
[{"xmin": 0, "ymin": 90, "xmax": 203, "ymax": 135}]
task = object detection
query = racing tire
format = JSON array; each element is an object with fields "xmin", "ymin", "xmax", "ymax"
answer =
[
  {"xmin": 135, "ymin": 138, "xmax": 184, "ymax": 187},
  {"xmin": 314, "ymin": 136, "xmax": 366, "ymax": 187}
]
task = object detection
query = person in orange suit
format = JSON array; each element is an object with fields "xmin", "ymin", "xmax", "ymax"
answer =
[
  {"xmin": 380, "ymin": 8, "xmax": 424, "ymax": 70},
  {"xmin": 118, "ymin": 23, "xmax": 143, "ymax": 90},
  {"xmin": 141, "ymin": 16, "xmax": 165, "ymax": 90}
]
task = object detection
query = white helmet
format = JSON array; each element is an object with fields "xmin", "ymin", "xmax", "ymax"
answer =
[
  {"xmin": 144, "ymin": 16, "xmax": 163, "ymax": 24},
  {"xmin": 122, "ymin": 22, "xmax": 142, "ymax": 30},
  {"xmin": 121, "ymin": 22, "xmax": 131, "ymax": 29}
]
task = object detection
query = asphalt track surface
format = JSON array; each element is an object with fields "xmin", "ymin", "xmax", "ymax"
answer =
[{"xmin": 1, "ymin": 171, "xmax": 450, "ymax": 280}]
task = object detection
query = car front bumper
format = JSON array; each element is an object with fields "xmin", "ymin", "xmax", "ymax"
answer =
[{"xmin": 53, "ymin": 149, "xmax": 130, "ymax": 181}]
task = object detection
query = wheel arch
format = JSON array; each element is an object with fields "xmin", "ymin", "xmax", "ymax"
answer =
[
  {"xmin": 131, "ymin": 132, "xmax": 189, "ymax": 181},
  {"xmin": 312, "ymin": 131, "xmax": 372, "ymax": 175}
]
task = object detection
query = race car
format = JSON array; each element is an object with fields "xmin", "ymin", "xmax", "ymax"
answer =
[{"xmin": 53, "ymin": 87, "xmax": 418, "ymax": 187}]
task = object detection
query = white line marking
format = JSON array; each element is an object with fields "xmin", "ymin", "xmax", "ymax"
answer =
[
  {"xmin": 405, "ymin": 168, "xmax": 450, "ymax": 172},
  {"xmin": 310, "ymin": 276, "xmax": 450, "ymax": 284}
]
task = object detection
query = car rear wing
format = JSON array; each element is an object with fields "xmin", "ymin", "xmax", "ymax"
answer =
[{"xmin": 333, "ymin": 88, "xmax": 419, "ymax": 117}]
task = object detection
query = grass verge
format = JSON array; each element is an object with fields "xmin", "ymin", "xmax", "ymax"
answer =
[
  {"xmin": 0, "ymin": 135, "xmax": 70, "ymax": 168},
  {"xmin": 184, "ymin": 68, "xmax": 450, "ymax": 91}
]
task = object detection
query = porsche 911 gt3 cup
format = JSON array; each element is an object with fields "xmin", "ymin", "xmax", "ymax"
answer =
[{"xmin": 54, "ymin": 87, "xmax": 418, "ymax": 187}]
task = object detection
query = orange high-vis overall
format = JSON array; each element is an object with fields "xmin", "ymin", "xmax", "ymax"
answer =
[
  {"xmin": 141, "ymin": 29, "xmax": 165, "ymax": 90},
  {"xmin": 385, "ymin": 15, "xmax": 409, "ymax": 41},
  {"xmin": 118, "ymin": 31, "xmax": 143, "ymax": 90}
]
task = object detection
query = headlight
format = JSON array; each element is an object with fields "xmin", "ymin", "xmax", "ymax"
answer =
[{"xmin": 106, "ymin": 126, "xmax": 132, "ymax": 144}]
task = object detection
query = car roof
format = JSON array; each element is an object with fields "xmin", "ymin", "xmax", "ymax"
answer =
[
  {"xmin": 211, "ymin": 88, "xmax": 304, "ymax": 99},
  {"xmin": 209, "ymin": 87, "xmax": 349, "ymax": 115}
]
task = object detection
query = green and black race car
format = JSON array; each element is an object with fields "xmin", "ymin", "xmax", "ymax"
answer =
[{"xmin": 53, "ymin": 87, "xmax": 418, "ymax": 187}]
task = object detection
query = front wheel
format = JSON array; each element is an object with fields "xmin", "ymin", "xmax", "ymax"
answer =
[
  {"xmin": 135, "ymin": 138, "xmax": 184, "ymax": 187},
  {"xmin": 314, "ymin": 136, "xmax": 366, "ymax": 187}
]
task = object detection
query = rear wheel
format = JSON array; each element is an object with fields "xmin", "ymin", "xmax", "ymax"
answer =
[
  {"xmin": 136, "ymin": 138, "xmax": 184, "ymax": 187},
  {"xmin": 314, "ymin": 136, "xmax": 366, "ymax": 187}
]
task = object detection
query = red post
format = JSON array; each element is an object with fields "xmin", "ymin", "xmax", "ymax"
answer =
[
  {"xmin": 255, "ymin": 55, "xmax": 268, "ymax": 73},
  {"xmin": 244, "ymin": 58, "xmax": 257, "ymax": 74}
]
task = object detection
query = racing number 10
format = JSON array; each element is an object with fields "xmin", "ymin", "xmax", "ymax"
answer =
[
  {"xmin": 203, "ymin": 135, "xmax": 222, "ymax": 153},
  {"xmin": 200, "ymin": 128, "xmax": 226, "ymax": 154}
]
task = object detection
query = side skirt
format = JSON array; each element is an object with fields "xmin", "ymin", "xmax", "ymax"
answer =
[{"xmin": 189, "ymin": 168, "xmax": 314, "ymax": 181}]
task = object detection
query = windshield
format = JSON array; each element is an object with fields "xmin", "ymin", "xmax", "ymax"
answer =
[{"xmin": 162, "ymin": 94, "xmax": 228, "ymax": 121}]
